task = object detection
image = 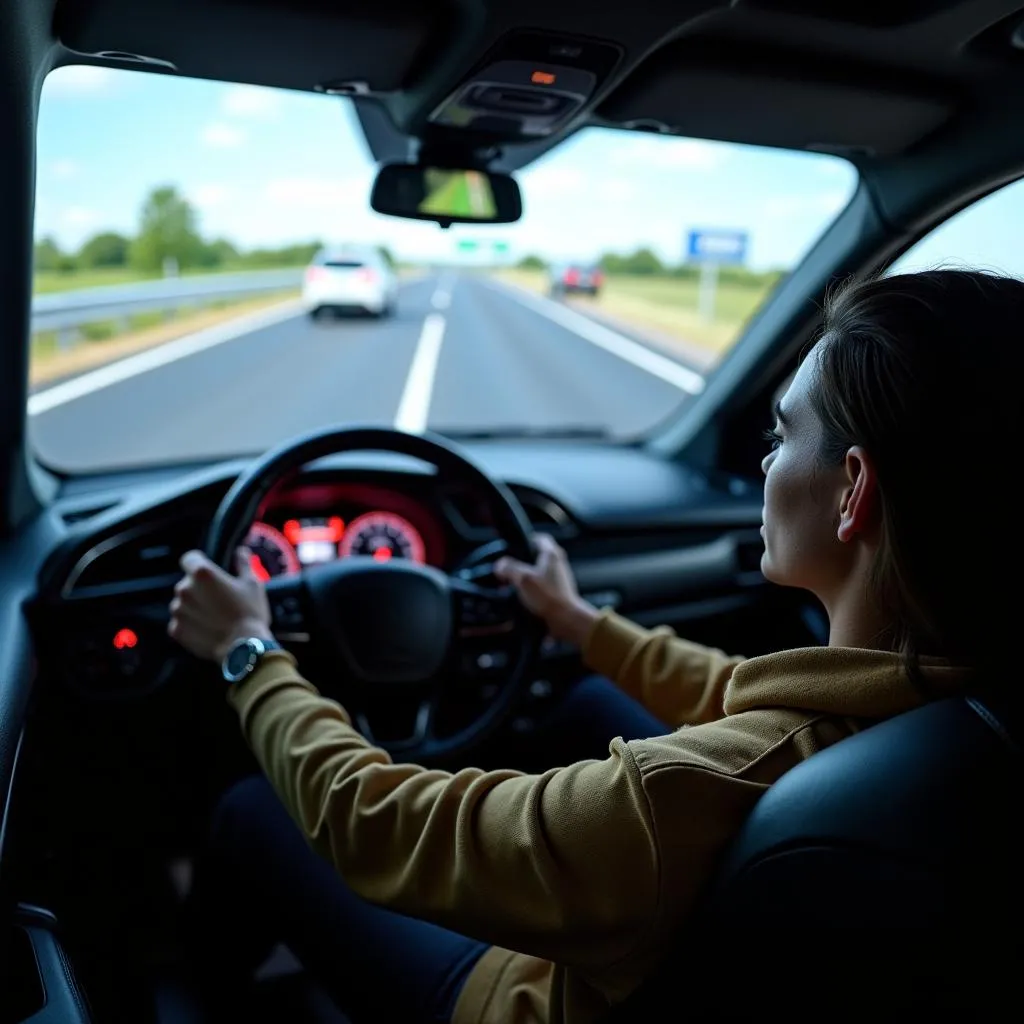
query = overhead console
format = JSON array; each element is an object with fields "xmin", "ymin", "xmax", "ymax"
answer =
[{"xmin": 427, "ymin": 30, "xmax": 622, "ymax": 141}]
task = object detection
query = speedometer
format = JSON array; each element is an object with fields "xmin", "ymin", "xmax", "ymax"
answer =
[
  {"xmin": 245, "ymin": 521, "xmax": 301, "ymax": 580},
  {"xmin": 339, "ymin": 511, "xmax": 426, "ymax": 565}
]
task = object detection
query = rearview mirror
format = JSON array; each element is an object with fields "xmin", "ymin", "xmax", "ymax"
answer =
[{"xmin": 370, "ymin": 163, "xmax": 522, "ymax": 226}]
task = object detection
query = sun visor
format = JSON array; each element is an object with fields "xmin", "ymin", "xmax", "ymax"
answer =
[
  {"xmin": 599, "ymin": 49, "xmax": 955, "ymax": 157},
  {"xmin": 52, "ymin": 0, "xmax": 454, "ymax": 94}
]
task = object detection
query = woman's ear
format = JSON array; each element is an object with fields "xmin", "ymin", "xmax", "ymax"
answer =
[{"xmin": 837, "ymin": 445, "xmax": 879, "ymax": 542}]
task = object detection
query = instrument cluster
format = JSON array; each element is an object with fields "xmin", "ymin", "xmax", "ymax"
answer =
[{"xmin": 246, "ymin": 482, "xmax": 445, "ymax": 578}]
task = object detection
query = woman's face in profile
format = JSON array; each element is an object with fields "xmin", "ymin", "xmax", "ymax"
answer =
[{"xmin": 759, "ymin": 343, "xmax": 852, "ymax": 599}]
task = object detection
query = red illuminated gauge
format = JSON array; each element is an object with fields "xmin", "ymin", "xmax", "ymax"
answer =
[
  {"xmin": 245, "ymin": 521, "xmax": 302, "ymax": 580},
  {"xmin": 339, "ymin": 511, "xmax": 426, "ymax": 565}
]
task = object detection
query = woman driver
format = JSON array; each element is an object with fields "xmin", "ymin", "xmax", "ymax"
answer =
[{"xmin": 169, "ymin": 269, "xmax": 1017, "ymax": 1023}]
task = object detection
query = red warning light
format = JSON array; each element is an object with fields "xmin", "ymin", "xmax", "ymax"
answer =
[
  {"xmin": 283, "ymin": 519, "xmax": 302, "ymax": 545},
  {"xmin": 372, "ymin": 547, "xmax": 392, "ymax": 562},
  {"xmin": 113, "ymin": 628, "xmax": 138, "ymax": 650},
  {"xmin": 531, "ymin": 70, "xmax": 556, "ymax": 85}
]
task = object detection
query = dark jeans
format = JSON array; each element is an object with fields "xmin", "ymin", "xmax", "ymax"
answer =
[{"xmin": 189, "ymin": 676, "xmax": 666, "ymax": 1023}]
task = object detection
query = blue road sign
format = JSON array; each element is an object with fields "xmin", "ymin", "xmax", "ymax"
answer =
[{"xmin": 686, "ymin": 229, "xmax": 748, "ymax": 265}]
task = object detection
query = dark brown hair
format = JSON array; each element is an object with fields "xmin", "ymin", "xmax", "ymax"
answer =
[{"xmin": 809, "ymin": 269, "xmax": 1024, "ymax": 687}]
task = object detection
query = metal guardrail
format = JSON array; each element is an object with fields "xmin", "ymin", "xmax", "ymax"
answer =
[{"xmin": 31, "ymin": 268, "xmax": 305, "ymax": 335}]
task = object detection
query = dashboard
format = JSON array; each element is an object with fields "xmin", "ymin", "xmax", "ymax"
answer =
[{"xmin": 28, "ymin": 443, "xmax": 797, "ymax": 708}]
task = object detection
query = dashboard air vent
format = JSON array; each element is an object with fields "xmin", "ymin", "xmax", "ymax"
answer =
[
  {"xmin": 64, "ymin": 515, "xmax": 207, "ymax": 595},
  {"xmin": 442, "ymin": 485, "xmax": 577, "ymax": 541},
  {"xmin": 510, "ymin": 486, "xmax": 577, "ymax": 539},
  {"xmin": 61, "ymin": 501, "xmax": 119, "ymax": 526}
]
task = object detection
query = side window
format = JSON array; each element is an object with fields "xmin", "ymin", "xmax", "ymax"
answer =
[{"xmin": 888, "ymin": 178, "xmax": 1024, "ymax": 277}]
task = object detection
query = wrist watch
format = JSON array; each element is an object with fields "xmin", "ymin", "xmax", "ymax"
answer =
[{"xmin": 222, "ymin": 635, "xmax": 283, "ymax": 685}]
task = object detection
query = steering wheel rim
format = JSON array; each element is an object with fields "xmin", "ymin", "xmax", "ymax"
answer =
[{"xmin": 205, "ymin": 425, "xmax": 540, "ymax": 762}]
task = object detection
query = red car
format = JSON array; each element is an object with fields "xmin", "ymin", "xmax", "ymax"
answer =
[{"xmin": 548, "ymin": 262, "xmax": 604, "ymax": 297}]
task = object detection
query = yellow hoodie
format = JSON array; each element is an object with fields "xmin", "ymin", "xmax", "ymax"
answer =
[{"xmin": 227, "ymin": 610, "xmax": 967, "ymax": 1023}]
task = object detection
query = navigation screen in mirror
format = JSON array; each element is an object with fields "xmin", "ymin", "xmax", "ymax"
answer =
[{"xmin": 417, "ymin": 169, "xmax": 498, "ymax": 219}]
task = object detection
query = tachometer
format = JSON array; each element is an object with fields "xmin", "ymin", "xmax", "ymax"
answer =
[
  {"xmin": 339, "ymin": 511, "xmax": 426, "ymax": 565},
  {"xmin": 245, "ymin": 521, "xmax": 301, "ymax": 580}
]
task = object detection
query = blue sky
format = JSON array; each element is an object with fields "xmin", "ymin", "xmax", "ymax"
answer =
[{"xmin": 35, "ymin": 63, "xmax": 1024, "ymax": 274}]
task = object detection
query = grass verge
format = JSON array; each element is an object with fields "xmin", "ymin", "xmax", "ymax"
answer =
[{"xmin": 495, "ymin": 269, "xmax": 775, "ymax": 359}]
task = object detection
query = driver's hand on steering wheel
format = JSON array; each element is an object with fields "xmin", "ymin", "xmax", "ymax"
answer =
[
  {"xmin": 495, "ymin": 533, "xmax": 599, "ymax": 648},
  {"xmin": 168, "ymin": 547, "xmax": 274, "ymax": 663}
]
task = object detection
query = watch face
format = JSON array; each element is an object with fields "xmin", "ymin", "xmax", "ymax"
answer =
[{"xmin": 225, "ymin": 639, "xmax": 257, "ymax": 681}]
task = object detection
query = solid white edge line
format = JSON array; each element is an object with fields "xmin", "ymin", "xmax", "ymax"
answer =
[
  {"xmin": 394, "ymin": 312, "xmax": 446, "ymax": 433},
  {"xmin": 28, "ymin": 299, "xmax": 305, "ymax": 416},
  {"xmin": 487, "ymin": 279, "xmax": 705, "ymax": 395}
]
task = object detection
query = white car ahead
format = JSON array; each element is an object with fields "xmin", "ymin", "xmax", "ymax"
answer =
[{"xmin": 302, "ymin": 246, "xmax": 398, "ymax": 319}]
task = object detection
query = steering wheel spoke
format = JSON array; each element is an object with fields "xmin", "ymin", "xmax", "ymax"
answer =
[
  {"xmin": 354, "ymin": 697, "xmax": 437, "ymax": 751},
  {"xmin": 265, "ymin": 574, "xmax": 311, "ymax": 643}
]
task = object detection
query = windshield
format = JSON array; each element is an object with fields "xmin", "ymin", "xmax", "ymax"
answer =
[{"xmin": 30, "ymin": 66, "xmax": 857, "ymax": 472}]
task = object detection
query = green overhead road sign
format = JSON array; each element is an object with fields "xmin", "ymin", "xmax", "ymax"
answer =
[{"xmin": 454, "ymin": 239, "xmax": 509, "ymax": 253}]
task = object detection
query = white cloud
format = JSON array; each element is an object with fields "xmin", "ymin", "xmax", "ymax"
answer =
[
  {"xmin": 190, "ymin": 174, "xmax": 380, "ymax": 248},
  {"xmin": 201, "ymin": 122, "xmax": 247, "ymax": 148},
  {"xmin": 521, "ymin": 166, "xmax": 584, "ymax": 197},
  {"xmin": 597, "ymin": 179, "xmax": 636, "ymax": 202},
  {"xmin": 50, "ymin": 158, "xmax": 80, "ymax": 180},
  {"xmin": 610, "ymin": 136, "xmax": 728, "ymax": 172},
  {"xmin": 762, "ymin": 190, "xmax": 850, "ymax": 219},
  {"xmin": 42, "ymin": 65, "xmax": 120, "ymax": 98},
  {"xmin": 221, "ymin": 84, "xmax": 283, "ymax": 119},
  {"xmin": 191, "ymin": 184, "xmax": 233, "ymax": 208},
  {"xmin": 263, "ymin": 174, "xmax": 372, "ymax": 208},
  {"xmin": 814, "ymin": 158, "xmax": 856, "ymax": 178},
  {"xmin": 61, "ymin": 206, "xmax": 102, "ymax": 229}
]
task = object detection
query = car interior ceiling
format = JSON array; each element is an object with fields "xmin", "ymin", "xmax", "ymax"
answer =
[{"xmin": 3, "ymin": 0, "xmax": 1024, "ymax": 1021}]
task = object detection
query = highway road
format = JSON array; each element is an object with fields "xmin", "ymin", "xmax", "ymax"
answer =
[{"xmin": 28, "ymin": 273, "xmax": 707, "ymax": 470}]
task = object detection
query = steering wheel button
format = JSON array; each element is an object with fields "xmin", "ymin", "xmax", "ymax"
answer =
[
  {"xmin": 476, "ymin": 650, "xmax": 508, "ymax": 670},
  {"xmin": 529, "ymin": 679, "xmax": 553, "ymax": 700},
  {"xmin": 116, "ymin": 649, "xmax": 141, "ymax": 676}
]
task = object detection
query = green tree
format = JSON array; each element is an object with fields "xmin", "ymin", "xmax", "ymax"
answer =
[
  {"xmin": 34, "ymin": 236, "xmax": 69, "ymax": 273},
  {"xmin": 129, "ymin": 186, "xmax": 205, "ymax": 273},
  {"xmin": 241, "ymin": 240, "xmax": 322, "ymax": 268},
  {"xmin": 196, "ymin": 238, "xmax": 240, "ymax": 268},
  {"xmin": 77, "ymin": 231, "xmax": 130, "ymax": 268},
  {"xmin": 517, "ymin": 254, "xmax": 546, "ymax": 270},
  {"xmin": 600, "ymin": 248, "xmax": 664, "ymax": 275},
  {"xmin": 624, "ymin": 247, "xmax": 663, "ymax": 274}
]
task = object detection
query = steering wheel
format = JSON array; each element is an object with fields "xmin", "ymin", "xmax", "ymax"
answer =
[{"xmin": 205, "ymin": 426, "xmax": 541, "ymax": 762}]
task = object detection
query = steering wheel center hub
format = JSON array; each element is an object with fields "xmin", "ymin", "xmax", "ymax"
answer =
[{"xmin": 306, "ymin": 558, "xmax": 451, "ymax": 684}]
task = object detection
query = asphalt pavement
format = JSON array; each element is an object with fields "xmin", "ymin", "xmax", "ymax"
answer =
[{"xmin": 28, "ymin": 273, "xmax": 706, "ymax": 470}]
